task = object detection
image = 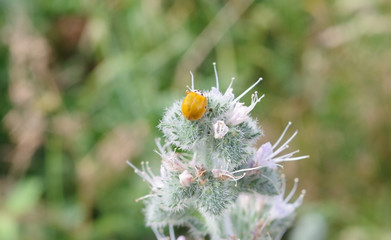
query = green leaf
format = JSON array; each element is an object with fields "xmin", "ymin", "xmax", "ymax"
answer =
[{"xmin": 239, "ymin": 167, "xmax": 282, "ymax": 196}]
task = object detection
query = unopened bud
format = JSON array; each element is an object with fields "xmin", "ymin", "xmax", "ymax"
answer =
[{"xmin": 179, "ymin": 170, "xmax": 194, "ymax": 187}]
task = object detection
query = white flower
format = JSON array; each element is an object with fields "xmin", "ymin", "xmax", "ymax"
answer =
[
  {"xmin": 210, "ymin": 63, "xmax": 264, "ymax": 126},
  {"xmin": 213, "ymin": 120, "xmax": 229, "ymax": 139},
  {"xmin": 269, "ymin": 177, "xmax": 306, "ymax": 220},
  {"xmin": 226, "ymin": 90, "xmax": 264, "ymax": 126},
  {"xmin": 254, "ymin": 122, "xmax": 309, "ymax": 169},
  {"xmin": 179, "ymin": 170, "xmax": 194, "ymax": 187}
]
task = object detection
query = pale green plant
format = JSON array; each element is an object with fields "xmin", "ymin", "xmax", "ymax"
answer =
[{"xmin": 128, "ymin": 64, "xmax": 308, "ymax": 240}]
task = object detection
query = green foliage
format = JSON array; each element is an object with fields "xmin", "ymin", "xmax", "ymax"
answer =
[
  {"xmin": 239, "ymin": 167, "xmax": 282, "ymax": 196},
  {"xmin": 161, "ymin": 174, "xmax": 198, "ymax": 211},
  {"xmin": 198, "ymin": 178, "xmax": 238, "ymax": 216},
  {"xmin": 1, "ymin": 0, "xmax": 391, "ymax": 239}
]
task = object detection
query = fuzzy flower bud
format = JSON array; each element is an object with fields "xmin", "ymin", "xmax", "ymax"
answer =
[
  {"xmin": 179, "ymin": 170, "xmax": 194, "ymax": 187},
  {"xmin": 213, "ymin": 120, "xmax": 229, "ymax": 139}
]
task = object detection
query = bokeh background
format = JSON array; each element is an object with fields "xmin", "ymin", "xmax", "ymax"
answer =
[{"xmin": 1, "ymin": 0, "xmax": 391, "ymax": 239}]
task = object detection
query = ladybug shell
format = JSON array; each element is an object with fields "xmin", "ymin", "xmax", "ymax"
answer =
[{"xmin": 181, "ymin": 91, "xmax": 207, "ymax": 121}]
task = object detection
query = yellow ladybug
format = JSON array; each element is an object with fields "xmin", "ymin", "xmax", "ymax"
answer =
[{"xmin": 181, "ymin": 90, "xmax": 207, "ymax": 121}]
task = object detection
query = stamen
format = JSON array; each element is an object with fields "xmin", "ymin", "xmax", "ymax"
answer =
[
  {"xmin": 226, "ymin": 77, "xmax": 235, "ymax": 94},
  {"xmin": 154, "ymin": 150, "xmax": 162, "ymax": 157},
  {"xmin": 247, "ymin": 92, "xmax": 265, "ymax": 112},
  {"xmin": 221, "ymin": 172, "xmax": 246, "ymax": 187},
  {"xmin": 136, "ymin": 193, "xmax": 156, "ymax": 202},
  {"xmin": 285, "ymin": 178, "xmax": 299, "ymax": 202},
  {"xmin": 145, "ymin": 161, "xmax": 156, "ymax": 178},
  {"xmin": 267, "ymin": 144, "xmax": 289, "ymax": 160},
  {"xmin": 293, "ymin": 190, "xmax": 306, "ymax": 207},
  {"xmin": 295, "ymin": 189, "xmax": 307, "ymax": 205},
  {"xmin": 231, "ymin": 165, "xmax": 266, "ymax": 174},
  {"xmin": 272, "ymin": 122, "xmax": 291, "ymax": 150},
  {"xmin": 278, "ymin": 155, "xmax": 309, "ymax": 162},
  {"xmin": 280, "ymin": 130, "xmax": 298, "ymax": 150},
  {"xmin": 189, "ymin": 71, "xmax": 195, "ymax": 90},
  {"xmin": 268, "ymin": 131, "xmax": 298, "ymax": 160},
  {"xmin": 258, "ymin": 216, "xmax": 270, "ymax": 237},
  {"xmin": 155, "ymin": 138, "xmax": 164, "ymax": 153},
  {"xmin": 281, "ymin": 174, "xmax": 286, "ymax": 195},
  {"xmin": 277, "ymin": 150, "xmax": 300, "ymax": 160},
  {"xmin": 126, "ymin": 160, "xmax": 154, "ymax": 186},
  {"xmin": 234, "ymin": 77, "xmax": 263, "ymax": 103},
  {"xmin": 141, "ymin": 161, "xmax": 146, "ymax": 173},
  {"xmin": 213, "ymin": 62, "xmax": 219, "ymax": 91},
  {"xmin": 190, "ymin": 152, "xmax": 197, "ymax": 165}
]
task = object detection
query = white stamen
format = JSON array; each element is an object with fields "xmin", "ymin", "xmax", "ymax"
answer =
[
  {"xmin": 213, "ymin": 62, "xmax": 219, "ymax": 91},
  {"xmin": 267, "ymin": 144, "xmax": 289, "ymax": 160},
  {"xmin": 281, "ymin": 174, "xmax": 286, "ymax": 195},
  {"xmin": 250, "ymin": 92, "xmax": 265, "ymax": 111},
  {"xmin": 276, "ymin": 155, "xmax": 309, "ymax": 162},
  {"xmin": 258, "ymin": 216, "xmax": 271, "ymax": 237},
  {"xmin": 226, "ymin": 77, "xmax": 235, "ymax": 94},
  {"xmin": 272, "ymin": 122, "xmax": 291, "ymax": 150},
  {"xmin": 223, "ymin": 172, "xmax": 246, "ymax": 186},
  {"xmin": 145, "ymin": 161, "xmax": 155, "ymax": 178},
  {"xmin": 267, "ymin": 130, "xmax": 298, "ymax": 160},
  {"xmin": 190, "ymin": 152, "xmax": 197, "ymax": 165},
  {"xmin": 135, "ymin": 193, "xmax": 156, "ymax": 202},
  {"xmin": 127, "ymin": 160, "xmax": 154, "ymax": 186},
  {"xmin": 285, "ymin": 178, "xmax": 299, "ymax": 202},
  {"xmin": 296, "ymin": 190, "xmax": 306, "ymax": 206},
  {"xmin": 234, "ymin": 77, "xmax": 262, "ymax": 103},
  {"xmin": 231, "ymin": 165, "xmax": 266, "ymax": 174},
  {"xmin": 280, "ymin": 130, "xmax": 298, "ymax": 151},
  {"xmin": 190, "ymin": 71, "xmax": 194, "ymax": 90},
  {"xmin": 212, "ymin": 169, "xmax": 246, "ymax": 187},
  {"xmin": 276, "ymin": 150, "xmax": 300, "ymax": 160}
]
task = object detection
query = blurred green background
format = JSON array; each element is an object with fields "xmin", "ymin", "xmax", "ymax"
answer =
[{"xmin": 1, "ymin": 0, "xmax": 391, "ymax": 239}]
